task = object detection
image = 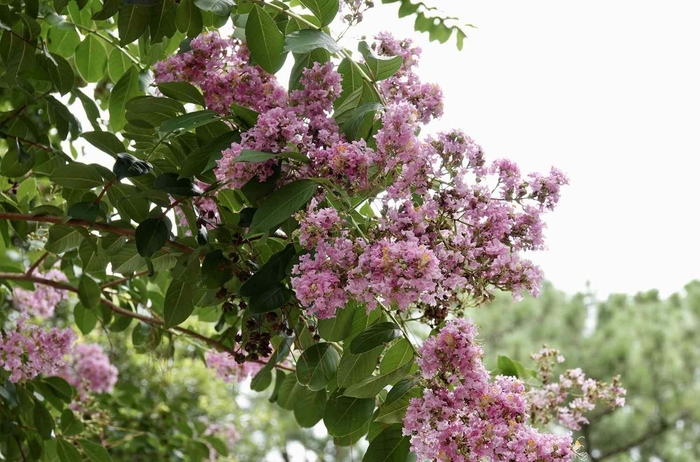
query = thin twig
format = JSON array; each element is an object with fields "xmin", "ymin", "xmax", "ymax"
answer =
[
  {"xmin": 0, "ymin": 212, "xmax": 194, "ymax": 254},
  {"xmin": 0, "ymin": 272, "xmax": 293, "ymax": 373},
  {"xmin": 26, "ymin": 252, "xmax": 50, "ymax": 275},
  {"xmin": 100, "ymin": 270, "xmax": 149, "ymax": 289}
]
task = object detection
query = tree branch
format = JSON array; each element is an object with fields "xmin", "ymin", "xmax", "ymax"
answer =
[
  {"xmin": 0, "ymin": 272, "xmax": 294, "ymax": 373},
  {"xmin": 592, "ymin": 420, "xmax": 672, "ymax": 461},
  {"xmin": 100, "ymin": 270, "xmax": 149, "ymax": 289},
  {"xmin": 0, "ymin": 212, "xmax": 193, "ymax": 254},
  {"xmin": 26, "ymin": 252, "xmax": 50, "ymax": 275}
]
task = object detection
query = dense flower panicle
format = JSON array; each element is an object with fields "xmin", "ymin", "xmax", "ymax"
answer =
[
  {"xmin": 0, "ymin": 319, "xmax": 75, "ymax": 383},
  {"xmin": 154, "ymin": 33, "xmax": 286, "ymax": 114},
  {"xmin": 60, "ymin": 343, "xmax": 118, "ymax": 402},
  {"xmin": 290, "ymin": 62, "xmax": 342, "ymax": 118},
  {"xmin": 205, "ymin": 350, "xmax": 263, "ymax": 383},
  {"xmin": 292, "ymin": 237, "xmax": 356, "ymax": 319},
  {"xmin": 527, "ymin": 347, "xmax": 626, "ymax": 430},
  {"xmin": 12, "ymin": 269, "xmax": 70, "ymax": 318},
  {"xmin": 347, "ymin": 238, "xmax": 442, "ymax": 311},
  {"xmin": 404, "ymin": 318, "xmax": 575, "ymax": 462},
  {"xmin": 306, "ymin": 140, "xmax": 374, "ymax": 190},
  {"xmin": 374, "ymin": 33, "xmax": 444, "ymax": 123},
  {"xmin": 156, "ymin": 31, "xmax": 568, "ymax": 317}
]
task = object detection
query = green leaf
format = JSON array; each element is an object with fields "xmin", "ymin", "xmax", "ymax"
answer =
[
  {"xmin": 77, "ymin": 439, "xmax": 112, "ymax": 462},
  {"xmin": 45, "ymin": 53, "xmax": 74, "ymax": 95},
  {"xmin": 350, "ymin": 322, "xmax": 402, "ymax": 354},
  {"xmin": 135, "ymin": 217, "xmax": 171, "ymax": 258},
  {"xmin": 74, "ymin": 35, "xmax": 107, "ymax": 83},
  {"xmin": 67, "ymin": 201, "xmax": 104, "ymax": 223},
  {"xmin": 74, "ymin": 302, "xmax": 98, "ymax": 335},
  {"xmin": 113, "ymin": 153, "xmax": 153, "ymax": 180},
  {"xmin": 276, "ymin": 373, "xmax": 306, "ymax": 410},
  {"xmin": 376, "ymin": 379, "xmax": 420, "ymax": 424},
  {"xmin": 59, "ymin": 409, "xmax": 84, "ymax": 436},
  {"xmin": 358, "ymin": 41, "xmax": 403, "ymax": 81},
  {"xmin": 0, "ymin": 147, "xmax": 33, "ymax": 178},
  {"xmin": 92, "ymin": 0, "xmax": 120, "ymax": 20},
  {"xmin": 362, "ymin": 424, "xmax": 410, "ymax": 462},
  {"xmin": 47, "ymin": 27, "xmax": 80, "ymax": 57},
  {"xmin": 234, "ymin": 149, "xmax": 278, "ymax": 163},
  {"xmin": 51, "ymin": 163, "xmax": 104, "ymax": 190},
  {"xmin": 154, "ymin": 173, "xmax": 202, "ymax": 196},
  {"xmin": 248, "ymin": 284, "xmax": 293, "ymax": 313},
  {"xmin": 193, "ymin": 0, "xmax": 234, "ymax": 15},
  {"xmin": 337, "ymin": 102, "xmax": 383, "ymax": 141},
  {"xmin": 82, "ymin": 132, "xmax": 124, "ymax": 158},
  {"xmin": 299, "ymin": 0, "xmax": 338, "ymax": 26},
  {"xmin": 379, "ymin": 338, "xmax": 413, "ymax": 374},
  {"xmin": 57, "ymin": 439, "xmax": 81, "ymax": 462},
  {"xmin": 180, "ymin": 130, "xmax": 240, "ymax": 177},
  {"xmin": 318, "ymin": 304, "xmax": 356, "ymax": 341},
  {"xmin": 248, "ymin": 180, "xmax": 318, "ymax": 234},
  {"xmin": 159, "ymin": 110, "xmax": 219, "ymax": 133},
  {"xmin": 230, "ymin": 103, "xmax": 260, "ymax": 129},
  {"xmin": 337, "ymin": 346, "xmax": 383, "ymax": 389},
  {"xmin": 158, "ymin": 81, "xmax": 205, "ymax": 106},
  {"xmin": 45, "ymin": 225, "xmax": 84, "ymax": 254},
  {"xmin": 163, "ymin": 279, "xmax": 195, "ymax": 328},
  {"xmin": 343, "ymin": 362, "xmax": 411, "ymax": 398},
  {"xmin": 109, "ymin": 66, "xmax": 141, "ymax": 131},
  {"xmin": 284, "ymin": 29, "xmax": 341, "ymax": 54},
  {"xmin": 245, "ymin": 5, "xmax": 287, "ymax": 74},
  {"xmin": 296, "ymin": 343, "xmax": 341, "ymax": 391},
  {"xmin": 497, "ymin": 355, "xmax": 529, "ymax": 379},
  {"xmin": 79, "ymin": 240, "xmax": 110, "ymax": 274},
  {"xmin": 293, "ymin": 388, "xmax": 327, "ymax": 428},
  {"xmin": 250, "ymin": 367, "xmax": 273, "ymax": 392},
  {"xmin": 176, "ymin": 0, "xmax": 203, "ymax": 38},
  {"xmin": 202, "ymin": 436, "xmax": 228, "ymax": 457},
  {"xmin": 118, "ymin": 4, "xmax": 149, "ymax": 46},
  {"xmin": 323, "ymin": 395, "xmax": 375, "ymax": 437},
  {"xmin": 107, "ymin": 48, "xmax": 130, "ymax": 82},
  {"xmin": 149, "ymin": 0, "xmax": 177, "ymax": 44},
  {"xmin": 33, "ymin": 401, "xmax": 54, "ymax": 439},
  {"xmin": 239, "ymin": 244, "xmax": 295, "ymax": 296},
  {"xmin": 78, "ymin": 275, "xmax": 101, "ymax": 309}
]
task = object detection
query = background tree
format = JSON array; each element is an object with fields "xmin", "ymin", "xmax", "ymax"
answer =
[{"xmin": 472, "ymin": 282, "xmax": 700, "ymax": 462}]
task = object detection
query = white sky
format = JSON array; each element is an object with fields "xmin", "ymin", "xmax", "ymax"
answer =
[{"xmin": 354, "ymin": 1, "xmax": 700, "ymax": 298}]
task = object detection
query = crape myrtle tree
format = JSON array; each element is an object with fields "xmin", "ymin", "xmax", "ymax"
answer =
[{"xmin": 0, "ymin": 0, "xmax": 626, "ymax": 460}]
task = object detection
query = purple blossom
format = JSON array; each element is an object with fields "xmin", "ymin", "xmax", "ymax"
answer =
[
  {"xmin": 0, "ymin": 318, "xmax": 75, "ymax": 383},
  {"xmin": 12, "ymin": 269, "xmax": 70, "ymax": 318}
]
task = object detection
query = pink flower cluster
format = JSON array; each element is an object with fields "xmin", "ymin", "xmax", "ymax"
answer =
[
  {"xmin": 216, "ymin": 62, "xmax": 342, "ymax": 189},
  {"xmin": 59, "ymin": 343, "xmax": 118, "ymax": 401},
  {"xmin": 154, "ymin": 33, "xmax": 286, "ymax": 114},
  {"xmin": 404, "ymin": 318, "xmax": 575, "ymax": 462},
  {"xmin": 12, "ymin": 269, "xmax": 70, "ymax": 318},
  {"xmin": 374, "ymin": 33, "xmax": 444, "ymax": 124},
  {"xmin": 527, "ymin": 346, "xmax": 626, "ymax": 431},
  {"xmin": 0, "ymin": 318, "xmax": 75, "ymax": 383},
  {"xmin": 154, "ymin": 32, "xmax": 567, "ymax": 320},
  {"xmin": 204, "ymin": 350, "xmax": 263, "ymax": 383}
]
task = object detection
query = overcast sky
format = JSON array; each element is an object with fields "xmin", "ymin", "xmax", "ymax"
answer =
[{"xmin": 352, "ymin": 1, "xmax": 700, "ymax": 298}]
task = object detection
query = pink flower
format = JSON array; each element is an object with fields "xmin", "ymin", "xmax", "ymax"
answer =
[
  {"xmin": 0, "ymin": 318, "xmax": 75, "ymax": 383},
  {"xmin": 12, "ymin": 269, "xmax": 70, "ymax": 318}
]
